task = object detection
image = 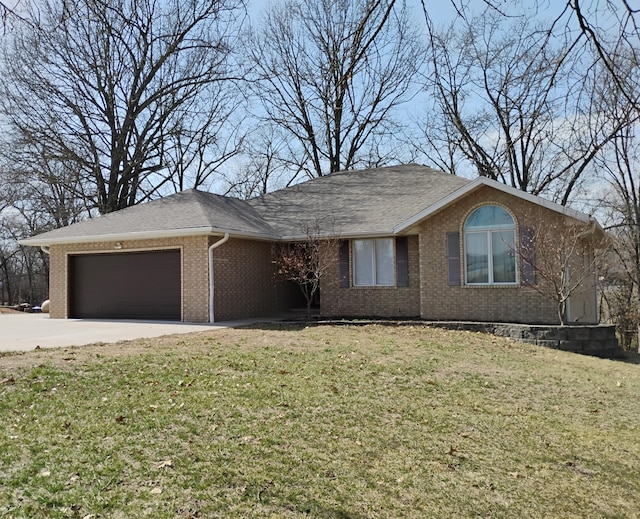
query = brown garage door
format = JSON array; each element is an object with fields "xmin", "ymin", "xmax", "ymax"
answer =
[{"xmin": 69, "ymin": 250, "xmax": 181, "ymax": 320}]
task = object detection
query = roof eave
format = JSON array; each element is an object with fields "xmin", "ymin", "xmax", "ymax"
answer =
[
  {"xmin": 18, "ymin": 226, "xmax": 278, "ymax": 246},
  {"xmin": 393, "ymin": 177, "xmax": 593, "ymax": 234},
  {"xmin": 278, "ymin": 230, "xmax": 404, "ymax": 241}
]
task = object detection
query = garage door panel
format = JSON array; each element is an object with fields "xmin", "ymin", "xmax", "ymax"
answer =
[
  {"xmin": 70, "ymin": 250, "xmax": 181, "ymax": 320},
  {"xmin": 92, "ymin": 304, "xmax": 179, "ymax": 320}
]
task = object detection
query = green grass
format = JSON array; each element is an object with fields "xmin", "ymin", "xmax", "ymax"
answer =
[{"xmin": 0, "ymin": 324, "xmax": 639, "ymax": 518}]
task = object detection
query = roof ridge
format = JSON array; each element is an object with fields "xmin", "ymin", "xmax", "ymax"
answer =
[
  {"xmin": 190, "ymin": 189, "xmax": 279, "ymax": 237},
  {"xmin": 19, "ymin": 164, "xmax": 599, "ymax": 247},
  {"xmin": 249, "ymin": 163, "xmax": 442, "ymax": 203},
  {"xmin": 188, "ymin": 189, "xmax": 230, "ymax": 228}
]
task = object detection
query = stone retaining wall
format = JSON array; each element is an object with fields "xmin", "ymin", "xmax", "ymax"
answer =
[
  {"xmin": 426, "ymin": 322, "xmax": 621, "ymax": 357},
  {"xmin": 282, "ymin": 318, "xmax": 622, "ymax": 358}
]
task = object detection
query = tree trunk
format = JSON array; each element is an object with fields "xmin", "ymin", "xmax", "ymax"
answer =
[
  {"xmin": 306, "ymin": 296, "xmax": 313, "ymax": 320},
  {"xmin": 558, "ymin": 298, "xmax": 567, "ymax": 326}
]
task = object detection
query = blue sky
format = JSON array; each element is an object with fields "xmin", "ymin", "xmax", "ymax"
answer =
[
  {"xmin": 246, "ymin": 1, "xmax": 466, "ymax": 25},
  {"xmin": 247, "ymin": 0, "xmax": 567, "ymax": 28}
]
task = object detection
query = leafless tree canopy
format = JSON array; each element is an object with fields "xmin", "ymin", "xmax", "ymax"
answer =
[
  {"xmin": 247, "ymin": 0, "xmax": 424, "ymax": 182},
  {"xmin": 570, "ymin": 0, "xmax": 640, "ymax": 112},
  {"xmin": 418, "ymin": 6, "xmax": 630, "ymax": 204},
  {"xmin": 0, "ymin": 0, "xmax": 246, "ymax": 215},
  {"xmin": 220, "ymin": 126, "xmax": 295, "ymax": 199},
  {"xmin": 561, "ymin": 0, "xmax": 640, "ymax": 345},
  {"xmin": 590, "ymin": 52, "xmax": 640, "ymax": 346},
  {"xmin": 0, "ymin": 0, "xmax": 26, "ymax": 31}
]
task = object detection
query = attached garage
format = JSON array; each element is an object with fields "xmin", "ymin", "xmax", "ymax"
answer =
[{"xmin": 69, "ymin": 250, "xmax": 181, "ymax": 320}]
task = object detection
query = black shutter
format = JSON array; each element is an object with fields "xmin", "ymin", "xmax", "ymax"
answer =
[
  {"xmin": 447, "ymin": 232, "xmax": 461, "ymax": 286},
  {"xmin": 338, "ymin": 240, "xmax": 350, "ymax": 288},
  {"xmin": 396, "ymin": 236, "xmax": 409, "ymax": 287},
  {"xmin": 520, "ymin": 227, "xmax": 536, "ymax": 285}
]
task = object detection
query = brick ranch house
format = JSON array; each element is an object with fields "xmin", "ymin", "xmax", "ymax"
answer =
[{"xmin": 20, "ymin": 164, "xmax": 605, "ymax": 324}]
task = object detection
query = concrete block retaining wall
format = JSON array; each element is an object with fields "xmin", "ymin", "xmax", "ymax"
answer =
[
  {"xmin": 426, "ymin": 322, "xmax": 621, "ymax": 357},
  {"xmin": 289, "ymin": 318, "xmax": 622, "ymax": 357}
]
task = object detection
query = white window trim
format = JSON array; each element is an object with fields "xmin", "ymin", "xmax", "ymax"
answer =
[
  {"xmin": 464, "ymin": 206, "xmax": 518, "ymax": 286},
  {"xmin": 353, "ymin": 238, "xmax": 395, "ymax": 287},
  {"xmin": 464, "ymin": 230, "xmax": 518, "ymax": 286}
]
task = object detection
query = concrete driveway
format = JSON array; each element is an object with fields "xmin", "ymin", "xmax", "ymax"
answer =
[{"xmin": 0, "ymin": 313, "xmax": 261, "ymax": 352}]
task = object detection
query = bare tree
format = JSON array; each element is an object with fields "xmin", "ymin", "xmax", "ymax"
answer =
[
  {"xmin": 3, "ymin": 138, "xmax": 91, "ymax": 225},
  {"xmin": 0, "ymin": 0, "xmax": 245, "ymax": 215},
  {"xmin": 163, "ymin": 88, "xmax": 246, "ymax": 194},
  {"xmin": 517, "ymin": 209, "xmax": 606, "ymax": 325},
  {"xmin": 0, "ymin": 238, "xmax": 20, "ymax": 304},
  {"xmin": 570, "ymin": 0, "xmax": 640, "ymax": 113},
  {"xmin": 221, "ymin": 127, "xmax": 294, "ymax": 199},
  {"xmin": 0, "ymin": 208, "xmax": 49, "ymax": 306},
  {"xmin": 419, "ymin": 7, "xmax": 628, "ymax": 205},
  {"xmin": 272, "ymin": 223, "xmax": 339, "ymax": 318},
  {"xmin": 247, "ymin": 0, "xmax": 424, "ymax": 181},
  {"xmin": 594, "ymin": 118, "xmax": 640, "ymax": 347},
  {"xmin": 0, "ymin": 0, "xmax": 26, "ymax": 31},
  {"xmin": 598, "ymin": 228, "xmax": 639, "ymax": 350}
]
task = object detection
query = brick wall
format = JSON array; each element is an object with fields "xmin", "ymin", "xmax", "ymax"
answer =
[
  {"xmin": 418, "ymin": 186, "xmax": 572, "ymax": 324},
  {"xmin": 211, "ymin": 237, "xmax": 297, "ymax": 321},
  {"xmin": 320, "ymin": 235, "xmax": 421, "ymax": 317},
  {"xmin": 48, "ymin": 236, "xmax": 300, "ymax": 323}
]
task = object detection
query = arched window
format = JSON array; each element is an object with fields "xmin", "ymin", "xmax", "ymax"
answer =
[{"xmin": 464, "ymin": 206, "xmax": 517, "ymax": 285}]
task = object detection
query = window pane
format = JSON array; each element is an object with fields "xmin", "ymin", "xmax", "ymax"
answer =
[
  {"xmin": 492, "ymin": 230, "xmax": 516, "ymax": 283},
  {"xmin": 466, "ymin": 232, "xmax": 489, "ymax": 283},
  {"xmin": 353, "ymin": 239, "xmax": 373, "ymax": 286},
  {"xmin": 465, "ymin": 206, "xmax": 514, "ymax": 230},
  {"xmin": 375, "ymin": 238, "xmax": 394, "ymax": 286}
]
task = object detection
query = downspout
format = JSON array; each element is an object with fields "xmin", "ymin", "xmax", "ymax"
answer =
[
  {"xmin": 40, "ymin": 246, "xmax": 50, "ymax": 255},
  {"xmin": 208, "ymin": 233, "xmax": 229, "ymax": 323}
]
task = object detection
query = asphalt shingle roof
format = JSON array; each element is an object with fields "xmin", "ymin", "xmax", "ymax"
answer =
[
  {"xmin": 18, "ymin": 164, "xmax": 478, "ymax": 244},
  {"xmin": 22, "ymin": 189, "xmax": 277, "ymax": 243},
  {"xmin": 249, "ymin": 164, "xmax": 469, "ymax": 237}
]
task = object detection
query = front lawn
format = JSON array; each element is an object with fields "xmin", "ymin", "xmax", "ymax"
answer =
[{"xmin": 0, "ymin": 324, "xmax": 638, "ymax": 518}]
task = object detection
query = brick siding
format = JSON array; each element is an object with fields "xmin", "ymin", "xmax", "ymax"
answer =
[
  {"xmin": 418, "ymin": 186, "xmax": 570, "ymax": 324},
  {"xmin": 211, "ymin": 237, "xmax": 298, "ymax": 321},
  {"xmin": 48, "ymin": 236, "xmax": 300, "ymax": 323},
  {"xmin": 320, "ymin": 235, "xmax": 421, "ymax": 317},
  {"xmin": 48, "ymin": 236, "xmax": 210, "ymax": 322},
  {"xmin": 46, "ymin": 186, "xmax": 595, "ymax": 325},
  {"xmin": 319, "ymin": 186, "xmax": 590, "ymax": 324}
]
